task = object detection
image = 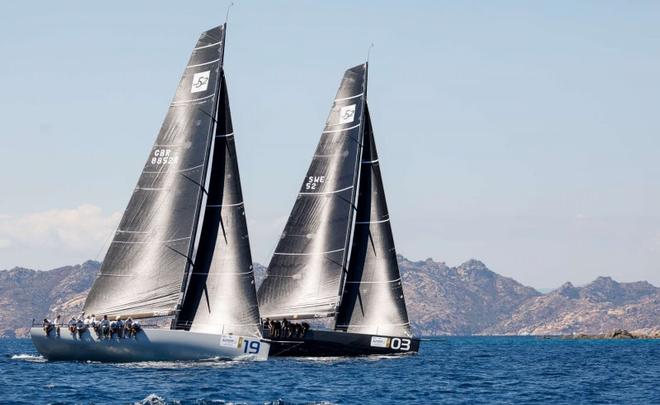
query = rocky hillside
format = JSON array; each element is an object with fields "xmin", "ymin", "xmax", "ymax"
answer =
[
  {"xmin": 1, "ymin": 257, "xmax": 658, "ymax": 337},
  {"xmin": 482, "ymin": 277, "xmax": 660, "ymax": 335},
  {"xmin": 0, "ymin": 261, "xmax": 100, "ymax": 338},
  {"xmin": 399, "ymin": 258, "xmax": 542, "ymax": 335}
]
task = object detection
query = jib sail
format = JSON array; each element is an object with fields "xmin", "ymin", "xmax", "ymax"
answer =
[
  {"xmin": 175, "ymin": 68, "xmax": 261, "ymax": 337},
  {"xmin": 334, "ymin": 106, "xmax": 412, "ymax": 337}
]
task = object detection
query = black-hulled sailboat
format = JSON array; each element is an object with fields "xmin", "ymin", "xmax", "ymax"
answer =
[
  {"xmin": 30, "ymin": 24, "xmax": 268, "ymax": 362},
  {"xmin": 257, "ymin": 63, "xmax": 420, "ymax": 356}
]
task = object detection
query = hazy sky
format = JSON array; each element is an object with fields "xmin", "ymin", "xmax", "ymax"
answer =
[{"xmin": 0, "ymin": 1, "xmax": 659, "ymax": 289}]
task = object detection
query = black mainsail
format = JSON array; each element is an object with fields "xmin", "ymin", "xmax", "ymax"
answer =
[
  {"xmin": 257, "ymin": 64, "xmax": 368, "ymax": 319},
  {"xmin": 334, "ymin": 106, "xmax": 412, "ymax": 337},
  {"xmin": 84, "ymin": 25, "xmax": 228, "ymax": 320},
  {"xmin": 175, "ymin": 67, "xmax": 261, "ymax": 336}
]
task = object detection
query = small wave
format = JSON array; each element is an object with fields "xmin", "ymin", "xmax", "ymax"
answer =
[
  {"xmin": 10, "ymin": 353, "xmax": 46, "ymax": 363},
  {"xmin": 117, "ymin": 358, "xmax": 240, "ymax": 370},
  {"xmin": 134, "ymin": 393, "xmax": 167, "ymax": 405}
]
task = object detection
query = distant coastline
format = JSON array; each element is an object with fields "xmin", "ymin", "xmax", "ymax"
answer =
[{"xmin": 1, "ymin": 258, "xmax": 658, "ymax": 339}]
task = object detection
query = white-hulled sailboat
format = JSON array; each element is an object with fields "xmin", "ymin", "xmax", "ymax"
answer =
[{"xmin": 30, "ymin": 24, "xmax": 268, "ymax": 362}]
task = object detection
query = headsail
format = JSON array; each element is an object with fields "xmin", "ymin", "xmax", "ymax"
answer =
[
  {"xmin": 84, "ymin": 26, "xmax": 227, "ymax": 319},
  {"xmin": 175, "ymin": 70, "xmax": 261, "ymax": 337},
  {"xmin": 334, "ymin": 107, "xmax": 412, "ymax": 337},
  {"xmin": 257, "ymin": 64, "xmax": 368, "ymax": 319}
]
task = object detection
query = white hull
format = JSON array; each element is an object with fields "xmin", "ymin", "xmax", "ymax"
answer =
[{"xmin": 30, "ymin": 327, "xmax": 269, "ymax": 362}]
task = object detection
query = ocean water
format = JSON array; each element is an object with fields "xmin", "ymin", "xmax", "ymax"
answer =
[{"xmin": 1, "ymin": 337, "xmax": 659, "ymax": 404}]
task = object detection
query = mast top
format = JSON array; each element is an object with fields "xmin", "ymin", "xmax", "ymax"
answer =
[{"xmin": 225, "ymin": 2, "xmax": 234, "ymax": 24}]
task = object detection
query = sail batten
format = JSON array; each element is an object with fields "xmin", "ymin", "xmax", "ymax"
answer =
[{"xmin": 257, "ymin": 64, "xmax": 368, "ymax": 320}]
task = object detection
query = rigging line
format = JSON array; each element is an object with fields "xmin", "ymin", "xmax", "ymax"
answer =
[
  {"xmin": 164, "ymin": 244, "xmax": 194, "ymax": 264},
  {"xmin": 368, "ymin": 228, "xmax": 377, "ymax": 256},
  {"xmin": 335, "ymin": 193, "xmax": 358, "ymax": 212},
  {"xmin": 367, "ymin": 43, "xmax": 374, "ymax": 64},
  {"xmin": 225, "ymin": 1, "xmax": 234, "ymax": 23},
  {"xmin": 219, "ymin": 215, "xmax": 228, "ymax": 244},
  {"xmin": 180, "ymin": 172, "xmax": 209, "ymax": 195},
  {"xmin": 225, "ymin": 1, "xmax": 234, "ymax": 24},
  {"xmin": 204, "ymin": 284, "xmax": 211, "ymax": 313},
  {"xmin": 94, "ymin": 226, "xmax": 117, "ymax": 262}
]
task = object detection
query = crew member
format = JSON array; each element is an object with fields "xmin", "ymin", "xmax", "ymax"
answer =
[
  {"xmin": 42, "ymin": 318, "xmax": 53, "ymax": 336},
  {"xmin": 115, "ymin": 316, "xmax": 124, "ymax": 338},
  {"xmin": 67, "ymin": 317, "xmax": 77, "ymax": 336},
  {"xmin": 54, "ymin": 315, "xmax": 61, "ymax": 337},
  {"xmin": 100, "ymin": 315, "xmax": 110, "ymax": 338}
]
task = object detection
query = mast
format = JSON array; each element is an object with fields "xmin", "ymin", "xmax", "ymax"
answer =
[
  {"xmin": 334, "ymin": 106, "xmax": 412, "ymax": 337},
  {"xmin": 257, "ymin": 64, "xmax": 368, "ymax": 320},
  {"xmin": 83, "ymin": 25, "xmax": 227, "ymax": 320}
]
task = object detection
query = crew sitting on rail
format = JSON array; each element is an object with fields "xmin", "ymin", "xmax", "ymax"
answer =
[
  {"xmin": 263, "ymin": 318, "xmax": 309, "ymax": 339},
  {"xmin": 112, "ymin": 316, "xmax": 124, "ymax": 338},
  {"xmin": 124, "ymin": 317, "xmax": 134, "ymax": 338},
  {"xmin": 131, "ymin": 319, "xmax": 142, "ymax": 337},
  {"xmin": 42, "ymin": 318, "xmax": 53, "ymax": 336},
  {"xmin": 272, "ymin": 320, "xmax": 281, "ymax": 338},
  {"xmin": 67, "ymin": 317, "xmax": 77, "ymax": 335},
  {"xmin": 100, "ymin": 315, "xmax": 111, "ymax": 338},
  {"xmin": 75, "ymin": 317, "xmax": 87, "ymax": 337}
]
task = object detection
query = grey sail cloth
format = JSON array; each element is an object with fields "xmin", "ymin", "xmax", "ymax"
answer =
[
  {"xmin": 175, "ymin": 73, "xmax": 261, "ymax": 337},
  {"xmin": 257, "ymin": 64, "xmax": 368, "ymax": 319},
  {"xmin": 83, "ymin": 26, "xmax": 227, "ymax": 319},
  {"xmin": 334, "ymin": 106, "xmax": 412, "ymax": 337}
]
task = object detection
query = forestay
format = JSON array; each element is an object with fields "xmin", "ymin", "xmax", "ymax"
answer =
[
  {"xmin": 84, "ymin": 26, "xmax": 227, "ymax": 319},
  {"xmin": 257, "ymin": 64, "xmax": 368, "ymax": 319},
  {"xmin": 334, "ymin": 107, "xmax": 412, "ymax": 337}
]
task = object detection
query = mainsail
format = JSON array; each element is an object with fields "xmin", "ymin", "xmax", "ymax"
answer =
[
  {"xmin": 334, "ymin": 107, "xmax": 412, "ymax": 337},
  {"xmin": 257, "ymin": 64, "xmax": 368, "ymax": 319},
  {"xmin": 84, "ymin": 26, "xmax": 228, "ymax": 319},
  {"xmin": 175, "ymin": 70, "xmax": 261, "ymax": 336}
]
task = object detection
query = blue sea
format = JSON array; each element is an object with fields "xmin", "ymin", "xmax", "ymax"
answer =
[{"xmin": 1, "ymin": 337, "xmax": 658, "ymax": 404}]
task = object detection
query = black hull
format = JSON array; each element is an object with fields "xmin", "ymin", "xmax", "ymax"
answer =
[{"xmin": 265, "ymin": 329, "xmax": 420, "ymax": 357}]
